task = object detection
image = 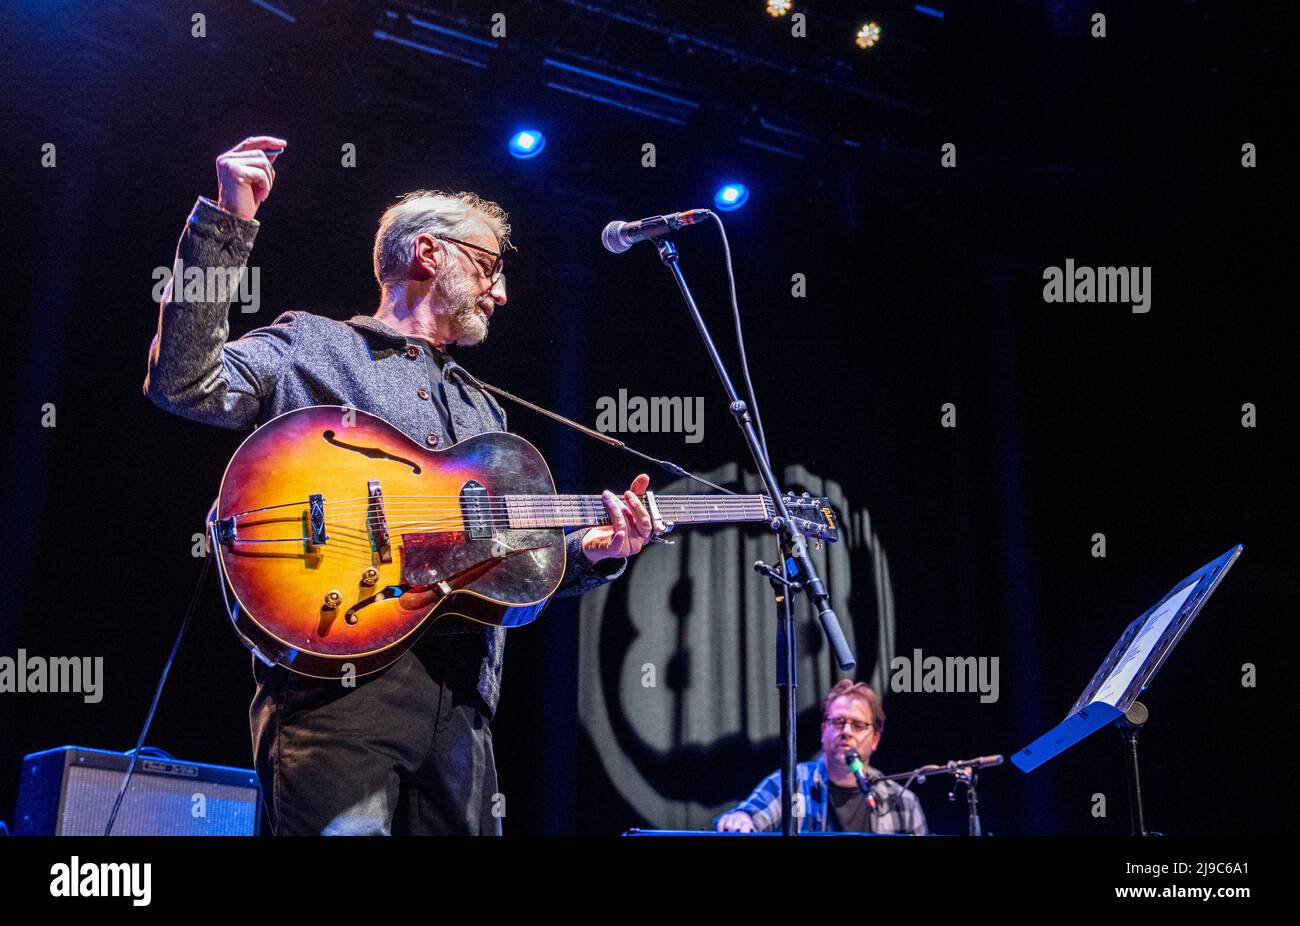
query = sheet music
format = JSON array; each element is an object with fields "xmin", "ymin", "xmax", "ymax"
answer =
[
  {"xmin": 1015, "ymin": 546, "xmax": 1240, "ymax": 773},
  {"xmin": 1090, "ymin": 580, "xmax": 1199, "ymax": 707}
]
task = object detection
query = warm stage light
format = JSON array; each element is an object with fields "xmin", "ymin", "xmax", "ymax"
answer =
[
  {"xmin": 765, "ymin": 0, "xmax": 793, "ymax": 16},
  {"xmin": 855, "ymin": 22, "xmax": 882, "ymax": 49}
]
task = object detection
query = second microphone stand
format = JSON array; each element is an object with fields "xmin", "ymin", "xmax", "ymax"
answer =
[
  {"xmin": 872, "ymin": 754, "xmax": 1005, "ymax": 836},
  {"xmin": 653, "ymin": 235, "xmax": 855, "ymax": 835}
]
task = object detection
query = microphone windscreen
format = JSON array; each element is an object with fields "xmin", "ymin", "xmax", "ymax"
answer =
[{"xmin": 601, "ymin": 221, "xmax": 632, "ymax": 254}]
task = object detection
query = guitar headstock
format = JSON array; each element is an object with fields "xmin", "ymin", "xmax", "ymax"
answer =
[{"xmin": 781, "ymin": 492, "xmax": 840, "ymax": 544}]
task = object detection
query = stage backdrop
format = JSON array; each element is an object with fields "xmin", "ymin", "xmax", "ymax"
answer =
[{"xmin": 578, "ymin": 463, "xmax": 896, "ymax": 829}]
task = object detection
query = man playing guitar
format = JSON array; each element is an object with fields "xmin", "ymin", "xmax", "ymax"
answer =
[{"xmin": 144, "ymin": 135, "xmax": 655, "ymax": 835}]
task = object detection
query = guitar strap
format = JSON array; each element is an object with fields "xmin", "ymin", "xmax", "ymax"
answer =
[{"xmin": 444, "ymin": 366, "xmax": 736, "ymax": 497}]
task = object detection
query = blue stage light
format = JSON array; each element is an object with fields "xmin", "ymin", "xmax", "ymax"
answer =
[
  {"xmin": 508, "ymin": 130, "xmax": 546, "ymax": 159},
  {"xmin": 713, "ymin": 183, "xmax": 749, "ymax": 211}
]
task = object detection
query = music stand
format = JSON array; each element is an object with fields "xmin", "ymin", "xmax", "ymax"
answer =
[{"xmin": 1011, "ymin": 545, "xmax": 1243, "ymax": 833}]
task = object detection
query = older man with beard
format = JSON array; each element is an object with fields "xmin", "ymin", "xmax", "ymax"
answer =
[{"xmin": 145, "ymin": 136, "xmax": 653, "ymax": 835}]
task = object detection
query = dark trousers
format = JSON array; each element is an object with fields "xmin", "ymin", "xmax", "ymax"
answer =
[{"xmin": 249, "ymin": 635, "xmax": 500, "ymax": 835}]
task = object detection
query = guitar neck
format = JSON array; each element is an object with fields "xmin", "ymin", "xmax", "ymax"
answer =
[{"xmin": 502, "ymin": 494, "xmax": 773, "ymax": 530}]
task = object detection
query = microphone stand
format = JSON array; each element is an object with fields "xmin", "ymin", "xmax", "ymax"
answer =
[
  {"xmin": 651, "ymin": 236, "xmax": 854, "ymax": 836},
  {"xmin": 954, "ymin": 765, "xmax": 983, "ymax": 837},
  {"xmin": 1116, "ymin": 701, "xmax": 1159, "ymax": 836},
  {"xmin": 873, "ymin": 754, "xmax": 1004, "ymax": 836}
]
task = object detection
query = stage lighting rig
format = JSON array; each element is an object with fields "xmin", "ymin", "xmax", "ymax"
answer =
[
  {"xmin": 713, "ymin": 183, "xmax": 750, "ymax": 211},
  {"xmin": 855, "ymin": 21, "xmax": 883, "ymax": 49},
  {"xmin": 508, "ymin": 130, "xmax": 547, "ymax": 159}
]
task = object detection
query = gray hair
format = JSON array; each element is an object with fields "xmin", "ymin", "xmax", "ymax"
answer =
[{"xmin": 372, "ymin": 190, "xmax": 512, "ymax": 287}]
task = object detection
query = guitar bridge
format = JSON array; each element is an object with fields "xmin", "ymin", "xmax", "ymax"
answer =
[{"xmin": 368, "ymin": 480, "xmax": 391, "ymax": 563}]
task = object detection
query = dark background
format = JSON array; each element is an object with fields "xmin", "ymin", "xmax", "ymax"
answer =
[{"xmin": 0, "ymin": 0, "xmax": 1294, "ymax": 835}]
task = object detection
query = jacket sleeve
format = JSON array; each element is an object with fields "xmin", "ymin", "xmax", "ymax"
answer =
[
  {"xmin": 144, "ymin": 196, "xmax": 295, "ymax": 429},
  {"xmin": 553, "ymin": 528, "xmax": 627, "ymax": 598}
]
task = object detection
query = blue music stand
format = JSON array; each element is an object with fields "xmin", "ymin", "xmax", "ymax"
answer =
[{"xmin": 1012, "ymin": 545, "xmax": 1243, "ymax": 833}]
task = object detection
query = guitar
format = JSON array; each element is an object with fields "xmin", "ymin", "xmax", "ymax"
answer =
[{"xmin": 210, "ymin": 405, "xmax": 839, "ymax": 678}]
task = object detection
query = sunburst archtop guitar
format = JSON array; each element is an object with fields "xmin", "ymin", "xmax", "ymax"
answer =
[{"xmin": 210, "ymin": 405, "xmax": 838, "ymax": 678}]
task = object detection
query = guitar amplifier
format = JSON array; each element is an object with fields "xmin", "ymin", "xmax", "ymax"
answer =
[{"xmin": 14, "ymin": 746, "xmax": 261, "ymax": 836}]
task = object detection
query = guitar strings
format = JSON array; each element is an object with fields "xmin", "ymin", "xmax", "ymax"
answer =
[
  {"xmin": 235, "ymin": 512, "xmax": 766, "ymax": 532},
  {"xmin": 256, "ymin": 498, "xmax": 774, "ymax": 519},
  {"xmin": 223, "ymin": 496, "xmax": 805, "ymax": 546},
  {"xmin": 225, "ymin": 502, "xmax": 787, "ymax": 543},
  {"xmin": 259, "ymin": 492, "xmax": 773, "ymax": 507}
]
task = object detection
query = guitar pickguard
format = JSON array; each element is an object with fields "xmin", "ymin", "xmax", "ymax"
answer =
[{"xmin": 397, "ymin": 529, "xmax": 558, "ymax": 606}]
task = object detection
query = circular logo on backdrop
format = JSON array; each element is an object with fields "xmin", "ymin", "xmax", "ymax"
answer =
[{"xmin": 578, "ymin": 463, "xmax": 896, "ymax": 829}]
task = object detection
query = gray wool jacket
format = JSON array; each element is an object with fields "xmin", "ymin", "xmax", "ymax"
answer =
[{"xmin": 144, "ymin": 196, "xmax": 625, "ymax": 715}]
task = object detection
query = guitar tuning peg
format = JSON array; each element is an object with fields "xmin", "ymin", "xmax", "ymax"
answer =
[{"xmin": 801, "ymin": 491, "xmax": 810, "ymax": 499}]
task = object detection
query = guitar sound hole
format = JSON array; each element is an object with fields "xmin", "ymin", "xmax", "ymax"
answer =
[{"xmin": 321, "ymin": 430, "xmax": 422, "ymax": 475}]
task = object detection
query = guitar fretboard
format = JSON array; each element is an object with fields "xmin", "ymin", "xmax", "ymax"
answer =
[{"xmin": 502, "ymin": 494, "xmax": 774, "ymax": 530}]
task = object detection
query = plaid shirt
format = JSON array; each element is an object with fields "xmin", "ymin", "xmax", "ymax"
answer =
[{"xmin": 717, "ymin": 754, "xmax": 929, "ymax": 834}]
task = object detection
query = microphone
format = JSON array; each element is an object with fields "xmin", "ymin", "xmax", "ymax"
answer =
[
  {"xmin": 845, "ymin": 749, "xmax": 877, "ymax": 809},
  {"xmin": 951, "ymin": 754, "xmax": 1004, "ymax": 771},
  {"xmin": 601, "ymin": 209, "xmax": 712, "ymax": 254}
]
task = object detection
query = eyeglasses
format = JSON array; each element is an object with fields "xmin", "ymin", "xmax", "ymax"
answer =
[
  {"xmin": 824, "ymin": 718, "xmax": 874, "ymax": 733},
  {"xmin": 434, "ymin": 234, "xmax": 504, "ymax": 283}
]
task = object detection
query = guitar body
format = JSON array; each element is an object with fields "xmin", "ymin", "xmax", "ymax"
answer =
[{"xmin": 214, "ymin": 405, "xmax": 565, "ymax": 679}]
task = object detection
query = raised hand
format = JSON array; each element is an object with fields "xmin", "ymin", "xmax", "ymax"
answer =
[{"xmin": 216, "ymin": 135, "xmax": 286, "ymax": 221}]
